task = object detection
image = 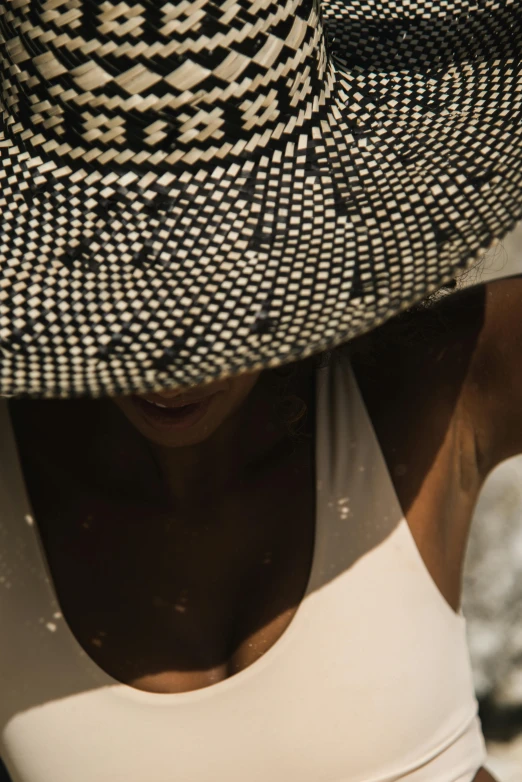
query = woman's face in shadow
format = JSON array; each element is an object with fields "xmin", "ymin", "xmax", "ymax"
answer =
[{"xmin": 111, "ymin": 370, "xmax": 261, "ymax": 448}]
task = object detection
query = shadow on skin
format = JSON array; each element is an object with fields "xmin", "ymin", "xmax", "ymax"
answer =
[{"xmin": 0, "ymin": 290, "xmax": 485, "ymax": 710}]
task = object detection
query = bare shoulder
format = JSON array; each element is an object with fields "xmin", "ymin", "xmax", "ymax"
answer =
[
  {"xmin": 347, "ymin": 282, "xmax": 486, "ymax": 490},
  {"xmin": 350, "ymin": 276, "xmax": 522, "ymax": 477},
  {"xmin": 455, "ymin": 275, "xmax": 522, "ymax": 472},
  {"xmin": 349, "ymin": 281, "xmax": 487, "ymax": 379},
  {"xmin": 338, "ymin": 279, "xmax": 522, "ymax": 611}
]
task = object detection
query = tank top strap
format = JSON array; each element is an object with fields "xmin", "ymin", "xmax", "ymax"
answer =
[{"xmin": 313, "ymin": 347, "xmax": 467, "ymax": 626}]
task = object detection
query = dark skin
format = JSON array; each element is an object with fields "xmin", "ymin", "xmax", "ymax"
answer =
[{"xmin": 9, "ymin": 276, "xmax": 522, "ymax": 782}]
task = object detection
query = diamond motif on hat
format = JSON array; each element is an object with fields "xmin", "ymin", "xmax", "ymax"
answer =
[{"xmin": 97, "ymin": 0, "xmax": 146, "ymax": 37}]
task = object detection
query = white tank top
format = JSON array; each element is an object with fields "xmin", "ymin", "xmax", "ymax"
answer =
[{"xmin": 0, "ymin": 350, "xmax": 486, "ymax": 782}]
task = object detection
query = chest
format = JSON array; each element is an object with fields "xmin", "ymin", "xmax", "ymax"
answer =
[
  {"xmin": 14, "ymin": 429, "xmax": 317, "ymax": 693},
  {"xmin": 8, "ymin": 357, "xmax": 478, "ymax": 694}
]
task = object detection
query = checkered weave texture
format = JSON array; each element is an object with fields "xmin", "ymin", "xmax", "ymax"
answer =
[{"xmin": 0, "ymin": 0, "xmax": 520, "ymax": 397}]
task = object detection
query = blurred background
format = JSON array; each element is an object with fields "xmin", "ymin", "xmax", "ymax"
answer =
[{"xmin": 462, "ymin": 221, "xmax": 522, "ymax": 781}]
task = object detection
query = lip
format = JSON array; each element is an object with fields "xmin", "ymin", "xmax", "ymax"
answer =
[
  {"xmin": 138, "ymin": 392, "xmax": 217, "ymax": 409},
  {"xmin": 131, "ymin": 392, "xmax": 219, "ymax": 432}
]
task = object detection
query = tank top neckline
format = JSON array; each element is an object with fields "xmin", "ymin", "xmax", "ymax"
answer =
[
  {"xmin": 2, "ymin": 353, "xmax": 464, "ymax": 706},
  {"xmin": 1, "ymin": 364, "xmax": 329, "ymax": 704},
  {"xmin": 0, "ymin": 353, "xmax": 485, "ymax": 782}
]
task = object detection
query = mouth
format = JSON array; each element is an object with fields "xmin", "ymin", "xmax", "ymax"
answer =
[{"xmin": 131, "ymin": 392, "xmax": 219, "ymax": 431}]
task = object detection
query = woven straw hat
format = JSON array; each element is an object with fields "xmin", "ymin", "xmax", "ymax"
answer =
[{"xmin": 0, "ymin": 0, "xmax": 520, "ymax": 398}]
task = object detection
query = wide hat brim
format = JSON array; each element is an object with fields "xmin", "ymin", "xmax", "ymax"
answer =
[{"xmin": 0, "ymin": 0, "xmax": 520, "ymax": 398}]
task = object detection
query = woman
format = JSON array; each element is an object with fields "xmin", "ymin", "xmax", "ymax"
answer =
[
  {"xmin": 0, "ymin": 275, "xmax": 516, "ymax": 782},
  {"xmin": 0, "ymin": 0, "xmax": 520, "ymax": 778}
]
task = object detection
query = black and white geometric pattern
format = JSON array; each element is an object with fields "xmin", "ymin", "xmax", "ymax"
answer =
[{"xmin": 0, "ymin": 0, "xmax": 520, "ymax": 397}]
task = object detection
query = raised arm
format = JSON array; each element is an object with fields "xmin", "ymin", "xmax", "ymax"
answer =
[
  {"xmin": 466, "ymin": 274, "xmax": 522, "ymax": 475},
  {"xmin": 350, "ymin": 272, "xmax": 522, "ymax": 485}
]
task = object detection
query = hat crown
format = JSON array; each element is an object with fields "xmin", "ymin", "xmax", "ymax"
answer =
[{"xmin": 0, "ymin": 0, "xmax": 330, "ymax": 170}]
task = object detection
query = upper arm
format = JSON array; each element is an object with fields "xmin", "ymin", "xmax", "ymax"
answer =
[
  {"xmin": 351, "ymin": 275, "xmax": 522, "ymax": 478},
  {"xmin": 356, "ymin": 275, "xmax": 522, "ymax": 480},
  {"xmin": 463, "ymin": 274, "xmax": 522, "ymax": 474}
]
